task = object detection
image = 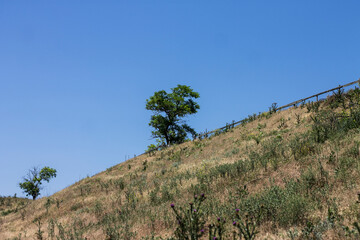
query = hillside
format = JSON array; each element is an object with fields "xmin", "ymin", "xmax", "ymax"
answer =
[{"xmin": 2, "ymin": 88, "xmax": 360, "ymax": 239}]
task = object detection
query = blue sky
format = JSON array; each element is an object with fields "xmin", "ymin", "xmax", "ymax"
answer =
[{"xmin": 1, "ymin": 1, "xmax": 359, "ymax": 198}]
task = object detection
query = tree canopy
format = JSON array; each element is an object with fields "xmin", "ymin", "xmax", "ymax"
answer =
[
  {"xmin": 146, "ymin": 85, "xmax": 200, "ymax": 146},
  {"xmin": 19, "ymin": 166, "xmax": 57, "ymax": 200}
]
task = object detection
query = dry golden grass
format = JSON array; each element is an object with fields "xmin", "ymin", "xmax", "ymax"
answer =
[{"xmin": 2, "ymin": 95, "xmax": 360, "ymax": 239}]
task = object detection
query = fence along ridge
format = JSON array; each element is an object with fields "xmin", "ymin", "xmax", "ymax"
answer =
[
  {"xmin": 276, "ymin": 79, "xmax": 360, "ymax": 111},
  {"xmin": 145, "ymin": 78, "xmax": 360, "ymax": 154},
  {"xmin": 196, "ymin": 78, "xmax": 360, "ymax": 139}
]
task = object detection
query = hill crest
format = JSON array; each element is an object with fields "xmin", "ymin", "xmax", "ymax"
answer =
[{"xmin": 2, "ymin": 87, "xmax": 360, "ymax": 239}]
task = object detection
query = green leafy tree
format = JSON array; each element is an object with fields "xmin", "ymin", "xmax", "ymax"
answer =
[
  {"xmin": 146, "ymin": 85, "xmax": 200, "ymax": 146},
  {"xmin": 19, "ymin": 166, "xmax": 57, "ymax": 200}
]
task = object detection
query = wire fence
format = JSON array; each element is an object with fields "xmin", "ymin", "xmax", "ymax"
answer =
[{"xmin": 143, "ymin": 78, "xmax": 360, "ymax": 155}]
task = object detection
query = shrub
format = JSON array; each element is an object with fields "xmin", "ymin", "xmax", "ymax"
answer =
[
  {"xmin": 269, "ymin": 103, "xmax": 278, "ymax": 114},
  {"xmin": 170, "ymin": 194, "xmax": 207, "ymax": 240},
  {"xmin": 114, "ymin": 177, "xmax": 126, "ymax": 191},
  {"xmin": 288, "ymin": 134, "xmax": 315, "ymax": 161},
  {"xmin": 224, "ymin": 148, "xmax": 240, "ymax": 158},
  {"xmin": 149, "ymin": 186, "xmax": 161, "ymax": 206},
  {"xmin": 208, "ymin": 218, "xmax": 227, "ymax": 240},
  {"xmin": 161, "ymin": 184, "xmax": 174, "ymax": 202},
  {"xmin": 310, "ymin": 108, "xmax": 360, "ymax": 143},
  {"xmin": 237, "ymin": 184, "xmax": 310, "ymax": 228},
  {"xmin": 335, "ymin": 157, "xmax": 356, "ymax": 185},
  {"xmin": 310, "ymin": 110, "xmax": 339, "ymax": 143},
  {"xmin": 233, "ymin": 207, "xmax": 262, "ymax": 240},
  {"xmin": 100, "ymin": 208, "xmax": 136, "ymax": 240},
  {"xmin": 70, "ymin": 203, "xmax": 82, "ymax": 212},
  {"xmin": 54, "ymin": 219, "xmax": 86, "ymax": 240}
]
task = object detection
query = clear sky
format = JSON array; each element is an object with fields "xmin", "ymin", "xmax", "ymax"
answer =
[{"xmin": 1, "ymin": 1, "xmax": 359, "ymax": 198}]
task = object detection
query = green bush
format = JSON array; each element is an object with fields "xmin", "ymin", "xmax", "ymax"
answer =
[
  {"xmin": 335, "ymin": 157, "xmax": 356, "ymax": 185},
  {"xmin": 70, "ymin": 203, "xmax": 82, "ymax": 212},
  {"xmin": 170, "ymin": 194, "xmax": 207, "ymax": 240},
  {"xmin": 114, "ymin": 177, "xmax": 126, "ymax": 191},
  {"xmin": 288, "ymin": 134, "xmax": 315, "ymax": 161},
  {"xmin": 237, "ymin": 184, "xmax": 310, "ymax": 228},
  {"xmin": 310, "ymin": 108, "xmax": 360, "ymax": 143}
]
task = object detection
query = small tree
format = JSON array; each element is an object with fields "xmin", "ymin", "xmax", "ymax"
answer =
[
  {"xmin": 19, "ymin": 166, "xmax": 57, "ymax": 200},
  {"xmin": 146, "ymin": 85, "xmax": 200, "ymax": 146}
]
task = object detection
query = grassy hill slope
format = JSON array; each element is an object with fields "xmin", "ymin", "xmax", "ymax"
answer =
[{"xmin": 2, "ymin": 89, "xmax": 360, "ymax": 239}]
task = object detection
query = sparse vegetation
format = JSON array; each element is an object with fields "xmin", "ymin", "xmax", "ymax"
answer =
[{"xmin": 3, "ymin": 86, "xmax": 360, "ymax": 239}]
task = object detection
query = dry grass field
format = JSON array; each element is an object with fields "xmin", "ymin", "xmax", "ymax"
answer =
[{"xmin": 2, "ymin": 89, "xmax": 360, "ymax": 239}]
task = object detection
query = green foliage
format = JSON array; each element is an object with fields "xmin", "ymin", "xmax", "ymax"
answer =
[
  {"xmin": 46, "ymin": 218, "xmax": 87, "ymax": 240},
  {"xmin": 233, "ymin": 207, "xmax": 262, "ymax": 240},
  {"xmin": 310, "ymin": 110, "xmax": 339, "ymax": 143},
  {"xmin": 114, "ymin": 177, "xmax": 125, "ymax": 191},
  {"xmin": 19, "ymin": 166, "xmax": 57, "ymax": 200},
  {"xmin": 208, "ymin": 218, "xmax": 226, "ymax": 240},
  {"xmin": 234, "ymin": 181, "xmax": 311, "ymax": 229},
  {"xmin": 298, "ymin": 218, "xmax": 334, "ymax": 240},
  {"xmin": 102, "ymin": 213, "xmax": 135, "ymax": 240},
  {"xmin": 146, "ymin": 85, "xmax": 200, "ymax": 146},
  {"xmin": 34, "ymin": 217, "xmax": 44, "ymax": 240},
  {"xmin": 343, "ymin": 222, "xmax": 360, "ymax": 239},
  {"xmin": 161, "ymin": 183, "xmax": 175, "ymax": 202},
  {"xmin": 241, "ymin": 113, "xmax": 259, "ymax": 124},
  {"xmin": 250, "ymin": 132, "xmax": 263, "ymax": 145},
  {"xmin": 44, "ymin": 197, "xmax": 53, "ymax": 214},
  {"xmin": 149, "ymin": 186, "xmax": 161, "ymax": 206},
  {"xmin": 170, "ymin": 194, "xmax": 207, "ymax": 240},
  {"xmin": 329, "ymin": 88, "xmax": 345, "ymax": 109},
  {"xmin": 146, "ymin": 138, "xmax": 166, "ymax": 155},
  {"xmin": 99, "ymin": 207, "xmax": 137, "ymax": 240},
  {"xmin": 269, "ymin": 103, "xmax": 278, "ymax": 114},
  {"xmin": 10, "ymin": 86, "xmax": 360, "ymax": 239},
  {"xmin": 277, "ymin": 117, "xmax": 287, "ymax": 129},
  {"xmin": 310, "ymin": 108, "xmax": 360, "ymax": 143},
  {"xmin": 142, "ymin": 160, "xmax": 148, "ymax": 171},
  {"xmin": 262, "ymin": 137, "xmax": 284, "ymax": 164},
  {"xmin": 306, "ymin": 101, "xmax": 321, "ymax": 113},
  {"xmin": 288, "ymin": 134, "xmax": 315, "ymax": 161},
  {"xmin": 1, "ymin": 208, "xmax": 15, "ymax": 216},
  {"xmin": 335, "ymin": 157, "xmax": 357, "ymax": 185},
  {"xmin": 224, "ymin": 147, "xmax": 240, "ymax": 158},
  {"xmin": 70, "ymin": 203, "xmax": 83, "ymax": 212},
  {"xmin": 295, "ymin": 113, "xmax": 302, "ymax": 125}
]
